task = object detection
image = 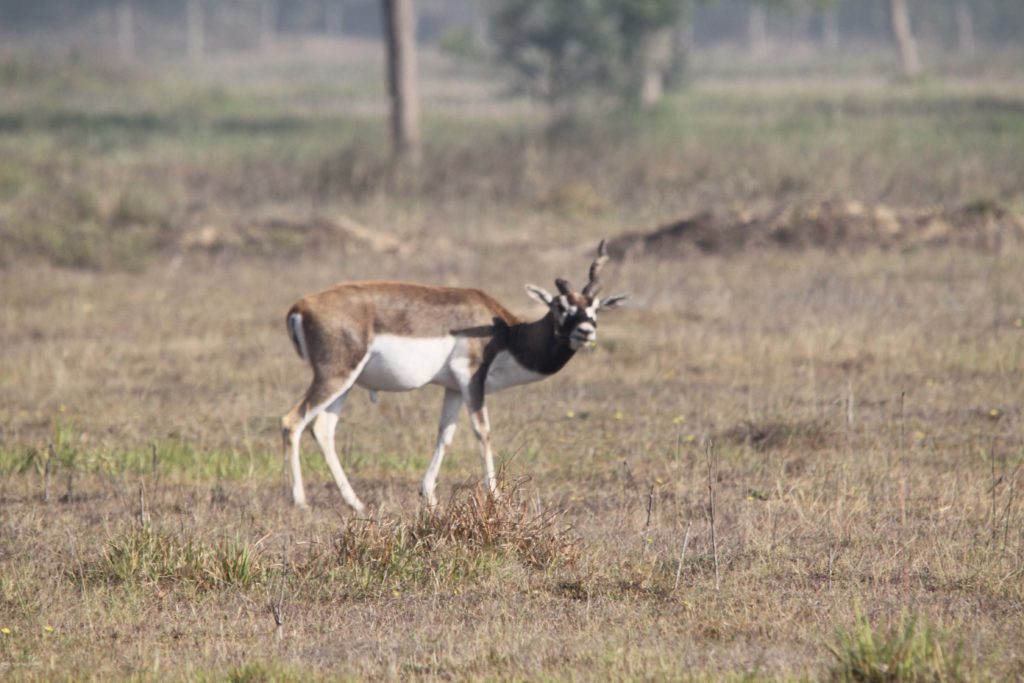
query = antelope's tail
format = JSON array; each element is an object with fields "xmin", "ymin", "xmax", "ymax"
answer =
[{"xmin": 286, "ymin": 306, "xmax": 309, "ymax": 363}]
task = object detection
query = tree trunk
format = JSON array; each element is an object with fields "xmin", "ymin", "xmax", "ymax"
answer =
[
  {"xmin": 470, "ymin": 0, "xmax": 488, "ymax": 49},
  {"xmin": 116, "ymin": 0, "xmax": 135, "ymax": 60},
  {"xmin": 638, "ymin": 28, "xmax": 672, "ymax": 106},
  {"xmin": 381, "ymin": 0, "xmax": 421, "ymax": 163},
  {"xmin": 822, "ymin": 5, "xmax": 839, "ymax": 54},
  {"xmin": 259, "ymin": 0, "xmax": 276, "ymax": 53},
  {"xmin": 640, "ymin": 64, "xmax": 663, "ymax": 107},
  {"xmin": 666, "ymin": 15, "xmax": 693, "ymax": 90},
  {"xmin": 889, "ymin": 0, "xmax": 920, "ymax": 78},
  {"xmin": 187, "ymin": 0, "xmax": 205, "ymax": 63},
  {"xmin": 748, "ymin": 4, "xmax": 767, "ymax": 58},
  {"xmin": 956, "ymin": 2, "xmax": 975, "ymax": 57}
]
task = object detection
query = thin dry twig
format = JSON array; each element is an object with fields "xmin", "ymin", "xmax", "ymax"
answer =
[
  {"xmin": 138, "ymin": 481, "xmax": 148, "ymax": 526},
  {"xmin": 990, "ymin": 435, "xmax": 1000, "ymax": 543},
  {"xmin": 269, "ymin": 576, "xmax": 286, "ymax": 642},
  {"xmin": 705, "ymin": 438, "xmax": 720, "ymax": 591},
  {"xmin": 673, "ymin": 521, "xmax": 693, "ymax": 591},
  {"xmin": 898, "ymin": 391, "xmax": 907, "ymax": 531},
  {"xmin": 644, "ymin": 483, "xmax": 655, "ymax": 531},
  {"xmin": 44, "ymin": 445, "xmax": 53, "ymax": 504}
]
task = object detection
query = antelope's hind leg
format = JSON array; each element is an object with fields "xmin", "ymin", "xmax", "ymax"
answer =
[
  {"xmin": 311, "ymin": 393, "xmax": 366, "ymax": 513},
  {"xmin": 280, "ymin": 355, "xmax": 370, "ymax": 509}
]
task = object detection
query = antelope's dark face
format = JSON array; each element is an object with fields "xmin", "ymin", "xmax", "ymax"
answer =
[{"xmin": 526, "ymin": 240, "xmax": 629, "ymax": 351}]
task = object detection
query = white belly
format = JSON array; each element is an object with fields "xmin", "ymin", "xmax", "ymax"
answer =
[
  {"xmin": 356, "ymin": 335, "xmax": 458, "ymax": 391},
  {"xmin": 485, "ymin": 351, "xmax": 546, "ymax": 393}
]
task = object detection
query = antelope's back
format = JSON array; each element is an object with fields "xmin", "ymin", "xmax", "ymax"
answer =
[{"xmin": 294, "ymin": 281, "xmax": 519, "ymax": 341}]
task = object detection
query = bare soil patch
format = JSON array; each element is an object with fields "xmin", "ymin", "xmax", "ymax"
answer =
[{"xmin": 607, "ymin": 199, "xmax": 1022, "ymax": 258}]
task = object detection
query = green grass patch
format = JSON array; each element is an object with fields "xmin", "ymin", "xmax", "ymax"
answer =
[
  {"xmin": 92, "ymin": 523, "xmax": 266, "ymax": 590},
  {"xmin": 218, "ymin": 662, "xmax": 326, "ymax": 683},
  {"xmin": 827, "ymin": 610, "xmax": 967, "ymax": 682}
]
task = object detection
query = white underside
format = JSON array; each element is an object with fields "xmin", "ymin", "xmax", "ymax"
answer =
[
  {"xmin": 353, "ymin": 334, "xmax": 544, "ymax": 394},
  {"xmin": 356, "ymin": 335, "xmax": 459, "ymax": 391},
  {"xmin": 484, "ymin": 349, "xmax": 546, "ymax": 392}
]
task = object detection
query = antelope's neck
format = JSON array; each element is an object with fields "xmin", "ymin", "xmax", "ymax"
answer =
[{"xmin": 505, "ymin": 313, "xmax": 576, "ymax": 376}]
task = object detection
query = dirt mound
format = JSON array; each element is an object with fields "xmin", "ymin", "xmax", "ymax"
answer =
[
  {"xmin": 180, "ymin": 212, "xmax": 404, "ymax": 256},
  {"xmin": 718, "ymin": 419, "xmax": 835, "ymax": 453},
  {"xmin": 606, "ymin": 200, "xmax": 1023, "ymax": 259}
]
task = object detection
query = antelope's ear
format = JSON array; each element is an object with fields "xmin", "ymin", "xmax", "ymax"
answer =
[
  {"xmin": 597, "ymin": 293, "xmax": 630, "ymax": 310},
  {"xmin": 525, "ymin": 284, "xmax": 555, "ymax": 306}
]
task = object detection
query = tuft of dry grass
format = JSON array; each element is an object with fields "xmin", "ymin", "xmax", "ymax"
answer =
[
  {"xmin": 412, "ymin": 477, "xmax": 581, "ymax": 570},
  {"xmin": 294, "ymin": 477, "xmax": 580, "ymax": 596}
]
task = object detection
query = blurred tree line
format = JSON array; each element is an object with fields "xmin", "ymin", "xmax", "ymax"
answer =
[
  {"xmin": 2, "ymin": 0, "xmax": 1021, "ymax": 160},
  {"xmin": 1, "ymin": 0, "xmax": 1021, "ymax": 60},
  {"xmin": 489, "ymin": 0, "xmax": 1023, "ymax": 106}
]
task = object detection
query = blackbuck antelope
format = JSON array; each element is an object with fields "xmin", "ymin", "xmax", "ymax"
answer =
[{"xmin": 281, "ymin": 240, "xmax": 628, "ymax": 512}]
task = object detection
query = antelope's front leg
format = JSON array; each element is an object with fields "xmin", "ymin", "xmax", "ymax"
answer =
[
  {"xmin": 468, "ymin": 406, "xmax": 499, "ymax": 499},
  {"xmin": 420, "ymin": 388, "xmax": 462, "ymax": 507}
]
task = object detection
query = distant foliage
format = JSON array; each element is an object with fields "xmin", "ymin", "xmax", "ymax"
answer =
[{"xmin": 491, "ymin": 0, "xmax": 685, "ymax": 105}]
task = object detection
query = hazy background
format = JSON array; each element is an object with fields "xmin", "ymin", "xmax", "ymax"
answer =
[
  {"xmin": 0, "ymin": 0, "xmax": 1022, "ymax": 272},
  {"xmin": 2, "ymin": 0, "xmax": 1023, "ymax": 62}
]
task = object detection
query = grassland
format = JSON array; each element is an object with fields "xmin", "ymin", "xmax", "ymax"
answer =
[{"xmin": 1, "ymin": 45, "xmax": 1024, "ymax": 680}]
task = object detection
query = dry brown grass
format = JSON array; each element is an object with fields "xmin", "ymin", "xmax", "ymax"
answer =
[
  {"xmin": 2, "ymin": 240, "xmax": 1022, "ymax": 680},
  {"xmin": 1, "ymin": 51, "xmax": 1024, "ymax": 681}
]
